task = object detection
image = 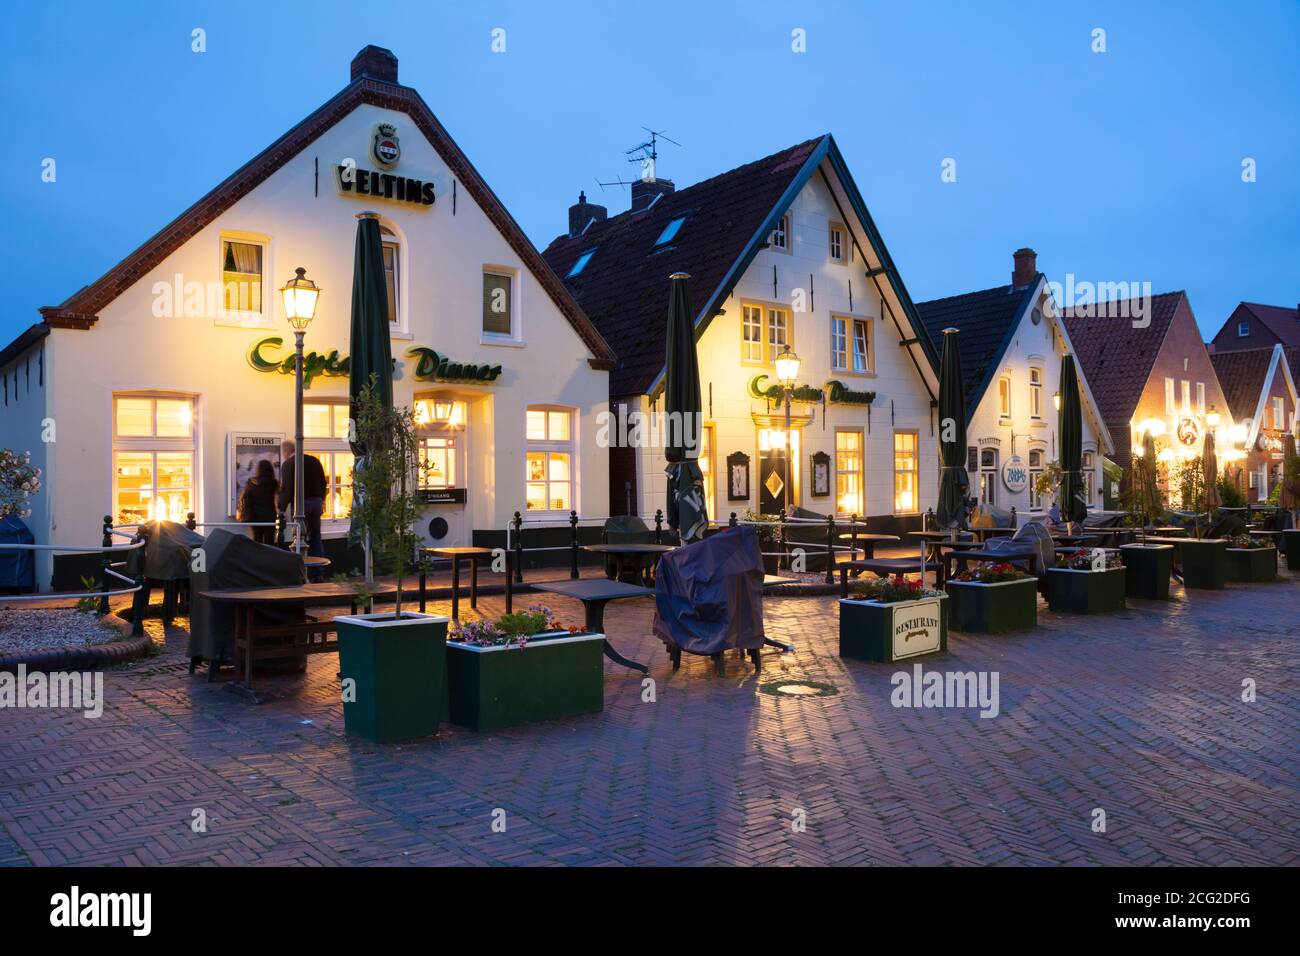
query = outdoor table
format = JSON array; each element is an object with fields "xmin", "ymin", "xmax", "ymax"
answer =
[
  {"xmin": 1052, "ymin": 534, "xmax": 1104, "ymax": 548},
  {"xmin": 198, "ymin": 580, "xmax": 398, "ymax": 701},
  {"xmin": 907, "ymin": 530, "xmax": 973, "ymax": 582},
  {"xmin": 583, "ymin": 543, "xmax": 675, "ymax": 586},
  {"xmin": 835, "ymin": 532, "xmax": 900, "ymax": 561},
  {"xmin": 419, "ymin": 545, "xmax": 494, "ymax": 620},
  {"xmin": 1142, "ymin": 526, "xmax": 1187, "ymax": 537},
  {"xmin": 530, "ymin": 578, "xmax": 652, "ymax": 673},
  {"xmin": 941, "ymin": 546, "xmax": 1038, "ymax": 583}
]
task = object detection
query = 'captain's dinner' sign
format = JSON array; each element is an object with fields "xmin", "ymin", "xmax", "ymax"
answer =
[{"xmin": 247, "ymin": 338, "xmax": 502, "ymax": 386}]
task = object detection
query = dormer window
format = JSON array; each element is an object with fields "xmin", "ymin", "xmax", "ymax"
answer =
[
  {"xmin": 655, "ymin": 214, "xmax": 688, "ymax": 247},
  {"xmin": 566, "ymin": 248, "xmax": 597, "ymax": 278},
  {"xmin": 1237, "ymin": 321, "xmax": 1250, "ymax": 337}
]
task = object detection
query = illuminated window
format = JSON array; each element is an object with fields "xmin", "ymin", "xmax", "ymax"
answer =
[
  {"xmin": 221, "ymin": 238, "xmax": 263, "ymax": 315},
  {"xmin": 851, "ymin": 318, "xmax": 871, "ymax": 372},
  {"xmin": 1029, "ymin": 367, "xmax": 1043, "ymax": 419},
  {"xmin": 699, "ymin": 424, "xmax": 715, "ymax": 511},
  {"xmin": 302, "ymin": 402, "xmax": 353, "ymax": 519},
  {"xmin": 525, "ymin": 406, "xmax": 574, "ymax": 511},
  {"xmin": 893, "ymin": 431, "xmax": 919, "ymax": 514},
  {"xmin": 998, "ymin": 376, "xmax": 1011, "ymax": 418},
  {"xmin": 1196, "ymin": 382, "xmax": 1205, "ymax": 416},
  {"xmin": 835, "ymin": 430, "xmax": 863, "ymax": 515},
  {"xmin": 112, "ymin": 395, "xmax": 195, "ymax": 525},
  {"xmin": 1181, "ymin": 380, "xmax": 1191, "ymax": 413},
  {"xmin": 419, "ymin": 437, "xmax": 457, "ymax": 489},
  {"xmin": 1165, "ymin": 377, "xmax": 1176, "ymax": 415},
  {"xmin": 742, "ymin": 305, "xmax": 764, "ymax": 362},
  {"xmin": 1274, "ymin": 396, "xmax": 1286, "ymax": 430},
  {"xmin": 830, "ymin": 317, "xmax": 847, "ymax": 369},
  {"xmin": 767, "ymin": 307, "xmax": 788, "ymax": 358}
]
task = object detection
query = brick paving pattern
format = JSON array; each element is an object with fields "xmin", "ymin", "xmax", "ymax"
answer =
[{"xmin": 0, "ymin": 570, "xmax": 1296, "ymax": 866}]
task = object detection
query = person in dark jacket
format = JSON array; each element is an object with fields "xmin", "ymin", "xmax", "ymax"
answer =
[
  {"xmin": 238, "ymin": 459, "xmax": 280, "ymax": 545},
  {"xmin": 278, "ymin": 440, "xmax": 328, "ymax": 576}
]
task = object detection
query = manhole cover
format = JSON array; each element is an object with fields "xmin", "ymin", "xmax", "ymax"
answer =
[{"xmin": 759, "ymin": 679, "xmax": 838, "ymax": 698}]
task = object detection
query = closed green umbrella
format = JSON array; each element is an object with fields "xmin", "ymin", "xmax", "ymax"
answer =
[
  {"xmin": 1137, "ymin": 427, "xmax": 1162, "ymax": 528},
  {"xmin": 1057, "ymin": 354, "xmax": 1087, "ymax": 531},
  {"xmin": 348, "ymin": 212, "xmax": 394, "ymax": 580},
  {"xmin": 663, "ymin": 272, "xmax": 708, "ymax": 542},
  {"xmin": 935, "ymin": 328, "xmax": 970, "ymax": 531},
  {"xmin": 1279, "ymin": 432, "xmax": 1300, "ymax": 525}
]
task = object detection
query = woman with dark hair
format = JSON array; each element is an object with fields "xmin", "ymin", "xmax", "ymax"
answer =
[{"xmin": 238, "ymin": 459, "xmax": 280, "ymax": 545}]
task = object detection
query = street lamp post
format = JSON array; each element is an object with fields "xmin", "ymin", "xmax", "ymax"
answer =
[
  {"xmin": 280, "ymin": 267, "xmax": 321, "ymax": 555},
  {"xmin": 774, "ymin": 344, "xmax": 801, "ymax": 520}
]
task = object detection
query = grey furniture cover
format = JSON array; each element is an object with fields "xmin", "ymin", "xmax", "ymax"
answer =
[
  {"xmin": 652, "ymin": 525, "xmax": 765, "ymax": 655},
  {"xmin": 127, "ymin": 520, "xmax": 206, "ymax": 581},
  {"xmin": 969, "ymin": 504, "xmax": 1016, "ymax": 529},
  {"xmin": 187, "ymin": 528, "xmax": 307, "ymax": 663},
  {"xmin": 983, "ymin": 520, "xmax": 1056, "ymax": 580},
  {"xmin": 0, "ymin": 515, "xmax": 35, "ymax": 591}
]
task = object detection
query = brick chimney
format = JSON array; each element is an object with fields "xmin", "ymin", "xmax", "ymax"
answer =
[
  {"xmin": 1012, "ymin": 247, "xmax": 1037, "ymax": 289},
  {"xmin": 631, "ymin": 178, "xmax": 675, "ymax": 214},
  {"xmin": 351, "ymin": 45, "xmax": 399, "ymax": 84},
  {"xmin": 568, "ymin": 191, "xmax": 608, "ymax": 238}
]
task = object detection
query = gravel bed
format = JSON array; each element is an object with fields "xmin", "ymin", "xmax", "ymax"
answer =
[{"xmin": 0, "ymin": 609, "xmax": 123, "ymax": 654}]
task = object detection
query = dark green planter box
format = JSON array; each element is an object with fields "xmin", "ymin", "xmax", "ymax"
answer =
[
  {"xmin": 1120, "ymin": 543, "xmax": 1173, "ymax": 600},
  {"xmin": 1225, "ymin": 546, "xmax": 1277, "ymax": 582},
  {"xmin": 1047, "ymin": 567, "xmax": 1126, "ymax": 614},
  {"xmin": 336, "ymin": 612, "xmax": 448, "ymax": 743},
  {"xmin": 944, "ymin": 578, "xmax": 1037, "ymax": 633},
  {"xmin": 1282, "ymin": 529, "xmax": 1300, "ymax": 567},
  {"xmin": 1178, "ymin": 538, "xmax": 1227, "ymax": 590},
  {"xmin": 446, "ymin": 631, "xmax": 605, "ymax": 731},
  {"xmin": 839, "ymin": 595, "xmax": 948, "ymax": 663}
]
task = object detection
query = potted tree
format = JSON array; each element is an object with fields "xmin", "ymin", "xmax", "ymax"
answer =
[
  {"xmin": 1120, "ymin": 443, "xmax": 1173, "ymax": 599},
  {"xmin": 1224, "ymin": 534, "xmax": 1278, "ymax": 583},
  {"xmin": 445, "ymin": 604, "xmax": 606, "ymax": 731},
  {"xmin": 945, "ymin": 562, "xmax": 1037, "ymax": 633},
  {"xmin": 743, "ymin": 510, "xmax": 783, "ymax": 575},
  {"xmin": 1278, "ymin": 435, "xmax": 1300, "ymax": 567},
  {"xmin": 334, "ymin": 384, "xmax": 448, "ymax": 743},
  {"xmin": 1048, "ymin": 548, "xmax": 1126, "ymax": 614},
  {"xmin": 840, "ymin": 575, "xmax": 947, "ymax": 662},
  {"xmin": 1171, "ymin": 456, "xmax": 1228, "ymax": 589}
]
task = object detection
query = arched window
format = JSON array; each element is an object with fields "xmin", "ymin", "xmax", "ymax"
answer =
[
  {"xmin": 980, "ymin": 447, "xmax": 999, "ymax": 506},
  {"xmin": 380, "ymin": 225, "xmax": 400, "ymax": 329},
  {"xmin": 1028, "ymin": 448, "xmax": 1045, "ymax": 510}
]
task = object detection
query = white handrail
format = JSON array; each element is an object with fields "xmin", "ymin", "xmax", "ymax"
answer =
[
  {"xmin": 0, "ymin": 540, "xmax": 144, "ymax": 554},
  {"xmin": 0, "ymin": 561, "xmax": 143, "ymax": 603}
]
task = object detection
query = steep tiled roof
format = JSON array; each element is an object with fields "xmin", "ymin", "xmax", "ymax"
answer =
[
  {"xmin": 1062, "ymin": 291, "xmax": 1184, "ymax": 426},
  {"xmin": 31, "ymin": 50, "xmax": 614, "ymax": 368},
  {"xmin": 541, "ymin": 138, "xmax": 824, "ymax": 396},
  {"xmin": 915, "ymin": 281, "xmax": 1037, "ymax": 414},
  {"xmin": 1240, "ymin": 302, "xmax": 1300, "ymax": 347},
  {"xmin": 1209, "ymin": 347, "xmax": 1275, "ymax": 422}
]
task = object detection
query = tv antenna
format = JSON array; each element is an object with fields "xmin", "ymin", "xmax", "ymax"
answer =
[{"xmin": 596, "ymin": 127, "xmax": 683, "ymax": 192}]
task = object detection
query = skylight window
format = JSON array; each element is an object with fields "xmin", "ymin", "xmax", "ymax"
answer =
[
  {"xmin": 655, "ymin": 215, "xmax": 688, "ymax": 247},
  {"xmin": 566, "ymin": 248, "xmax": 596, "ymax": 278}
]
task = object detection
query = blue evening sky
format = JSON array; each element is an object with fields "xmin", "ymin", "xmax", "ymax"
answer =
[{"xmin": 1, "ymin": 0, "xmax": 1296, "ymax": 346}]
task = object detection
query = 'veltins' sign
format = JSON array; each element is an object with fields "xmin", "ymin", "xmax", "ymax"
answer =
[
  {"xmin": 336, "ymin": 164, "xmax": 434, "ymax": 206},
  {"xmin": 247, "ymin": 338, "xmax": 501, "ymax": 386}
]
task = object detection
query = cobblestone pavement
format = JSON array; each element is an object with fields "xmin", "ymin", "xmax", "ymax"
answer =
[{"xmin": 0, "ymin": 569, "xmax": 1296, "ymax": 867}]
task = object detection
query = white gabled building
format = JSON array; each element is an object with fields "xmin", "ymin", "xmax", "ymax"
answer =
[
  {"xmin": 916, "ymin": 249, "xmax": 1115, "ymax": 518},
  {"xmin": 543, "ymin": 136, "xmax": 941, "ymax": 534},
  {"xmin": 0, "ymin": 46, "xmax": 614, "ymax": 589}
]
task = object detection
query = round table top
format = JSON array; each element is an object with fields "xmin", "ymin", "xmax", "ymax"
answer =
[
  {"xmin": 836, "ymin": 532, "xmax": 901, "ymax": 541},
  {"xmin": 421, "ymin": 546, "xmax": 495, "ymax": 556},
  {"xmin": 583, "ymin": 543, "xmax": 676, "ymax": 555},
  {"xmin": 908, "ymin": 530, "xmax": 973, "ymax": 540},
  {"xmin": 302, "ymin": 555, "xmax": 331, "ymax": 567}
]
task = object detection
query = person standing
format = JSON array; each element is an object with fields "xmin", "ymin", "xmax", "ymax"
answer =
[
  {"xmin": 279, "ymin": 439, "xmax": 328, "ymax": 578},
  {"xmin": 237, "ymin": 458, "xmax": 280, "ymax": 545}
]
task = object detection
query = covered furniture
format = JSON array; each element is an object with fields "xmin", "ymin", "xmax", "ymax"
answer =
[
  {"xmin": 128, "ymin": 520, "xmax": 205, "ymax": 623},
  {"xmin": 188, "ymin": 528, "xmax": 308, "ymax": 676},
  {"xmin": 652, "ymin": 525, "xmax": 765, "ymax": 674},
  {"xmin": 0, "ymin": 514, "xmax": 35, "ymax": 594},
  {"xmin": 983, "ymin": 520, "xmax": 1057, "ymax": 594},
  {"xmin": 601, "ymin": 515, "xmax": 676, "ymax": 581}
]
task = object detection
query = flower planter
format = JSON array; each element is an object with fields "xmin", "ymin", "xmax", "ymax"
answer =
[
  {"xmin": 839, "ymin": 594, "xmax": 948, "ymax": 663},
  {"xmin": 1120, "ymin": 543, "xmax": 1173, "ymax": 600},
  {"xmin": 1282, "ymin": 529, "xmax": 1300, "ymax": 568},
  {"xmin": 1047, "ymin": 567, "xmax": 1126, "ymax": 614},
  {"xmin": 335, "ymin": 611, "xmax": 448, "ymax": 743},
  {"xmin": 1177, "ymin": 538, "xmax": 1227, "ymax": 590},
  {"xmin": 1225, "ymin": 546, "xmax": 1277, "ymax": 583},
  {"xmin": 944, "ymin": 578, "xmax": 1037, "ymax": 633},
  {"xmin": 446, "ymin": 630, "xmax": 605, "ymax": 731}
]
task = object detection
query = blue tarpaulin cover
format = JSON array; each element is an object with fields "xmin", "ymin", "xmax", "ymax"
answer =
[
  {"xmin": 652, "ymin": 525, "xmax": 765, "ymax": 655},
  {"xmin": 0, "ymin": 515, "xmax": 35, "ymax": 591}
]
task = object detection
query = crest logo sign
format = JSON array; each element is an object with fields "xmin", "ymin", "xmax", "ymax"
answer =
[
  {"xmin": 372, "ymin": 123, "xmax": 400, "ymax": 168},
  {"xmin": 1176, "ymin": 417, "xmax": 1200, "ymax": 446}
]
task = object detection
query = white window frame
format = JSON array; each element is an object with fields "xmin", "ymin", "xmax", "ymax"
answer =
[
  {"xmin": 741, "ymin": 300, "xmax": 792, "ymax": 366},
  {"xmin": 525, "ymin": 405, "xmax": 576, "ymax": 514},
  {"xmin": 828, "ymin": 221, "xmax": 847, "ymax": 264},
  {"xmin": 834, "ymin": 428, "xmax": 864, "ymax": 516},
  {"xmin": 1196, "ymin": 382, "xmax": 1205, "ymax": 417},
  {"xmin": 1165, "ymin": 377, "xmax": 1176, "ymax": 415},
  {"xmin": 893, "ymin": 430, "xmax": 920, "ymax": 515},
  {"xmin": 1082, "ymin": 450, "xmax": 1095, "ymax": 504},
  {"xmin": 998, "ymin": 376, "xmax": 1012, "ymax": 419},
  {"xmin": 1029, "ymin": 367, "xmax": 1043, "ymax": 419},
  {"xmin": 979, "ymin": 447, "xmax": 999, "ymax": 507},
  {"xmin": 481, "ymin": 265, "xmax": 522, "ymax": 345},
  {"xmin": 1274, "ymin": 396, "xmax": 1286, "ymax": 430},
  {"xmin": 303, "ymin": 401, "xmax": 354, "ymax": 525},
  {"xmin": 1181, "ymin": 379, "xmax": 1191, "ymax": 414},
  {"xmin": 111, "ymin": 393, "xmax": 198, "ymax": 526},
  {"xmin": 1028, "ymin": 448, "xmax": 1045, "ymax": 511},
  {"xmin": 770, "ymin": 214, "xmax": 790, "ymax": 253},
  {"xmin": 380, "ymin": 224, "xmax": 406, "ymax": 335},
  {"xmin": 1237, "ymin": 322, "xmax": 1249, "ymax": 337},
  {"xmin": 216, "ymin": 232, "xmax": 273, "ymax": 329}
]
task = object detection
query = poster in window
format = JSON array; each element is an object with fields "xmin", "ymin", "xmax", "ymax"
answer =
[
  {"xmin": 228, "ymin": 432, "xmax": 284, "ymax": 517},
  {"xmin": 726, "ymin": 451, "xmax": 750, "ymax": 501},
  {"xmin": 810, "ymin": 451, "xmax": 831, "ymax": 497}
]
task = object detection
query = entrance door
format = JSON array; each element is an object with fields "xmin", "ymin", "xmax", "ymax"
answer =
[{"xmin": 759, "ymin": 447, "xmax": 791, "ymax": 514}]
